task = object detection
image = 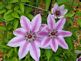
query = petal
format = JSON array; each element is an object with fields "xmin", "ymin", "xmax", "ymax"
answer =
[
  {"xmin": 58, "ymin": 30, "xmax": 72, "ymax": 37},
  {"xmin": 39, "ymin": 24, "xmax": 47, "ymax": 31},
  {"xmin": 56, "ymin": 36, "xmax": 68, "ymax": 49},
  {"xmin": 20, "ymin": 16, "xmax": 31, "ymax": 31},
  {"xmin": 30, "ymin": 42, "xmax": 40, "ymax": 61},
  {"xmin": 18, "ymin": 41, "xmax": 30, "ymax": 59},
  {"xmin": 52, "ymin": 3, "xmax": 58, "ymax": 13},
  {"xmin": 34, "ymin": 40, "xmax": 41, "ymax": 48},
  {"xmin": 7, "ymin": 37, "xmax": 24, "ymax": 47},
  {"xmin": 50, "ymin": 39, "xmax": 58, "ymax": 52},
  {"xmin": 47, "ymin": 14, "xmax": 56, "ymax": 29},
  {"xmin": 38, "ymin": 31, "xmax": 48, "ymax": 36},
  {"xmin": 13, "ymin": 28, "xmax": 26, "ymax": 36},
  {"xmin": 56, "ymin": 18, "xmax": 66, "ymax": 30},
  {"xmin": 64, "ymin": 9, "xmax": 68, "ymax": 15},
  {"xmin": 76, "ymin": 58, "xmax": 78, "ymax": 61},
  {"xmin": 31, "ymin": 14, "xmax": 41, "ymax": 32},
  {"xmin": 59, "ymin": 5, "xmax": 65, "ymax": 10},
  {"xmin": 60, "ymin": 9, "xmax": 68, "ymax": 16},
  {"xmin": 41, "ymin": 37, "xmax": 51, "ymax": 48}
]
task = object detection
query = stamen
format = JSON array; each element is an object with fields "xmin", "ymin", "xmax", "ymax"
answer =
[
  {"xmin": 25, "ymin": 32, "xmax": 36, "ymax": 42},
  {"xmin": 55, "ymin": 10, "xmax": 60, "ymax": 16},
  {"xmin": 49, "ymin": 30, "xmax": 58, "ymax": 38}
]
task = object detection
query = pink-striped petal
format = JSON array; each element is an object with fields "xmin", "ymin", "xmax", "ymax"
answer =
[
  {"xmin": 52, "ymin": 3, "xmax": 58, "ymax": 13},
  {"xmin": 38, "ymin": 31, "xmax": 48, "ymax": 36},
  {"xmin": 58, "ymin": 30, "xmax": 72, "ymax": 37},
  {"xmin": 30, "ymin": 42, "xmax": 40, "ymax": 61},
  {"xmin": 47, "ymin": 14, "xmax": 56, "ymax": 29},
  {"xmin": 7, "ymin": 37, "xmax": 24, "ymax": 47},
  {"xmin": 50, "ymin": 39, "xmax": 58, "ymax": 52},
  {"xmin": 20, "ymin": 16, "xmax": 31, "ymax": 31},
  {"xmin": 39, "ymin": 24, "xmax": 47, "ymax": 31},
  {"xmin": 57, "ymin": 36, "xmax": 68, "ymax": 49},
  {"xmin": 56, "ymin": 18, "xmax": 66, "ymax": 30},
  {"xmin": 31, "ymin": 14, "xmax": 41, "ymax": 32},
  {"xmin": 13, "ymin": 28, "xmax": 26, "ymax": 36},
  {"xmin": 18, "ymin": 41, "xmax": 30, "ymax": 59},
  {"xmin": 41, "ymin": 37, "xmax": 51, "ymax": 48}
]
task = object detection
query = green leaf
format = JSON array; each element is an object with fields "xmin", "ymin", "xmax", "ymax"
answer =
[
  {"xmin": 0, "ymin": 9, "xmax": 6, "ymax": 14},
  {"xmin": 77, "ymin": 18, "xmax": 81, "ymax": 27},
  {"xmin": 21, "ymin": 0, "xmax": 29, "ymax": 2},
  {"xmin": 0, "ymin": 26, "xmax": 6, "ymax": 31},
  {"xmin": 65, "ymin": 11, "xmax": 75, "ymax": 17},
  {"xmin": 6, "ymin": 4, "xmax": 12, "ymax": 9},
  {"xmin": 8, "ymin": 0, "xmax": 18, "ymax": 3},
  {"xmin": 4, "ymin": 10, "xmax": 14, "ymax": 21},
  {"xmin": 45, "ymin": 0, "xmax": 51, "ymax": 10},
  {"xmin": 65, "ymin": 37, "xmax": 74, "ymax": 50},
  {"xmin": 12, "ymin": 12, "xmax": 19, "ymax": 18},
  {"xmin": 57, "ymin": 0, "xmax": 69, "ymax": 4},
  {"xmin": 45, "ymin": 49, "xmax": 52, "ymax": 60},
  {"xmin": 19, "ymin": 3, "xmax": 24, "ymax": 14},
  {"xmin": 54, "ymin": 56, "xmax": 60, "ymax": 61},
  {"xmin": 13, "ymin": 19, "xmax": 19, "ymax": 30},
  {"xmin": 76, "ymin": 11, "xmax": 81, "ymax": 16}
]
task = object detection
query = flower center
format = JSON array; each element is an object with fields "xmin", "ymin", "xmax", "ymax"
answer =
[
  {"xmin": 55, "ymin": 10, "xmax": 60, "ymax": 16},
  {"xmin": 78, "ymin": 58, "xmax": 81, "ymax": 61},
  {"xmin": 28, "ymin": 34, "xmax": 32, "ymax": 39},
  {"xmin": 25, "ymin": 32, "xmax": 36, "ymax": 42},
  {"xmin": 49, "ymin": 30, "xmax": 58, "ymax": 38}
]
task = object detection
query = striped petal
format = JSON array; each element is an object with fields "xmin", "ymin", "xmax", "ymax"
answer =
[
  {"xmin": 13, "ymin": 28, "xmax": 26, "ymax": 36},
  {"xmin": 41, "ymin": 37, "xmax": 51, "ymax": 48},
  {"xmin": 30, "ymin": 42, "xmax": 40, "ymax": 61},
  {"xmin": 57, "ymin": 36, "xmax": 68, "ymax": 49},
  {"xmin": 52, "ymin": 3, "xmax": 58, "ymax": 13},
  {"xmin": 18, "ymin": 41, "xmax": 30, "ymax": 59},
  {"xmin": 58, "ymin": 30, "xmax": 72, "ymax": 37},
  {"xmin": 56, "ymin": 18, "xmax": 66, "ymax": 30},
  {"xmin": 7, "ymin": 37, "xmax": 24, "ymax": 47},
  {"xmin": 38, "ymin": 31, "xmax": 48, "ymax": 36},
  {"xmin": 50, "ymin": 39, "xmax": 58, "ymax": 52},
  {"xmin": 47, "ymin": 14, "xmax": 56, "ymax": 29},
  {"xmin": 20, "ymin": 16, "xmax": 31, "ymax": 31},
  {"xmin": 31, "ymin": 14, "xmax": 41, "ymax": 32}
]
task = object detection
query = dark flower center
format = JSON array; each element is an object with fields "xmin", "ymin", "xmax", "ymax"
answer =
[
  {"xmin": 25, "ymin": 32, "xmax": 36, "ymax": 42},
  {"xmin": 78, "ymin": 58, "xmax": 81, "ymax": 61},
  {"xmin": 55, "ymin": 10, "xmax": 60, "ymax": 16},
  {"xmin": 28, "ymin": 34, "xmax": 32, "ymax": 39},
  {"xmin": 49, "ymin": 30, "xmax": 58, "ymax": 38}
]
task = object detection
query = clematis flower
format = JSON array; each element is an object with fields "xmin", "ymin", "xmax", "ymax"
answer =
[
  {"xmin": 76, "ymin": 56, "xmax": 81, "ymax": 61},
  {"xmin": 39, "ymin": 14, "xmax": 72, "ymax": 52},
  {"xmin": 51, "ymin": 3, "xmax": 68, "ymax": 18},
  {"xmin": 7, "ymin": 14, "xmax": 42, "ymax": 61}
]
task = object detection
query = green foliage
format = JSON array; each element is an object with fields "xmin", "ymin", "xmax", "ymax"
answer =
[{"xmin": 0, "ymin": 0, "xmax": 80, "ymax": 61}]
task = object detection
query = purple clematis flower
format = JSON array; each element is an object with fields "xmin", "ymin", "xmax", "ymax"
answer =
[
  {"xmin": 51, "ymin": 3, "xmax": 68, "ymax": 18},
  {"xmin": 76, "ymin": 56, "xmax": 81, "ymax": 61},
  {"xmin": 39, "ymin": 14, "xmax": 72, "ymax": 52},
  {"xmin": 7, "ymin": 14, "xmax": 42, "ymax": 61}
]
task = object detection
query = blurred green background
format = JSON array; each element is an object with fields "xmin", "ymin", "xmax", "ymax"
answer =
[{"xmin": 0, "ymin": 0, "xmax": 81, "ymax": 61}]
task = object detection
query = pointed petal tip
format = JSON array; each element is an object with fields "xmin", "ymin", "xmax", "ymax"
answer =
[
  {"xmin": 53, "ymin": 49, "xmax": 57, "ymax": 52},
  {"xmin": 36, "ymin": 14, "xmax": 41, "ymax": 18},
  {"xmin": 19, "ymin": 55, "xmax": 23, "ymax": 60},
  {"xmin": 54, "ymin": 3, "xmax": 58, "ymax": 6},
  {"xmin": 7, "ymin": 43, "xmax": 10, "ymax": 46},
  {"xmin": 69, "ymin": 32, "xmax": 72, "ymax": 36},
  {"xmin": 20, "ymin": 16, "xmax": 26, "ymax": 19}
]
